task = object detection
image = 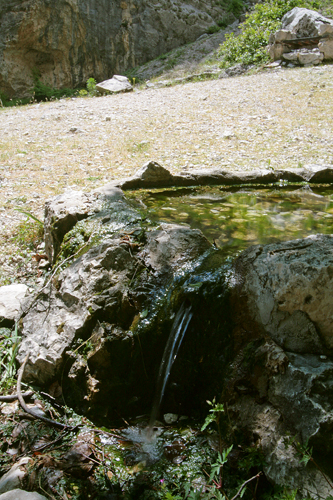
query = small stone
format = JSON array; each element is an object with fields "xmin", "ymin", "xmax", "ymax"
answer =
[
  {"xmin": 38, "ymin": 259, "xmax": 50, "ymax": 269},
  {"xmin": 222, "ymin": 130, "xmax": 235, "ymax": 139},
  {"xmin": 68, "ymin": 127, "xmax": 86, "ymax": 134},
  {"xmin": 163, "ymin": 413, "xmax": 178, "ymax": 424}
]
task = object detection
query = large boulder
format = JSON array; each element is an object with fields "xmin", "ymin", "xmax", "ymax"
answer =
[
  {"xmin": 233, "ymin": 234, "xmax": 333, "ymax": 353},
  {"xmin": 228, "ymin": 234, "xmax": 333, "ymax": 498},
  {"xmin": 281, "ymin": 8, "xmax": 333, "ymax": 38},
  {"xmin": 18, "ymin": 186, "xmax": 224, "ymax": 423},
  {"xmin": 96, "ymin": 75, "xmax": 132, "ymax": 94}
]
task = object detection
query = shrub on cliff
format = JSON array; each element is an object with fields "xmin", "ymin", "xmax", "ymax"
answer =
[
  {"xmin": 218, "ymin": 0, "xmax": 329, "ymax": 68},
  {"xmin": 32, "ymin": 69, "xmax": 78, "ymax": 101}
]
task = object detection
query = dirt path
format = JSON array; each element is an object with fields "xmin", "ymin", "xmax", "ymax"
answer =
[{"xmin": 1, "ymin": 63, "xmax": 333, "ymax": 286}]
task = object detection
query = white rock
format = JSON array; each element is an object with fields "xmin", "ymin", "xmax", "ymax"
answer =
[
  {"xmin": 96, "ymin": 75, "xmax": 133, "ymax": 94},
  {"xmin": 0, "ymin": 284, "xmax": 29, "ymax": 323},
  {"xmin": 0, "ymin": 490, "xmax": 47, "ymax": 500},
  {"xmin": 283, "ymin": 48, "xmax": 324, "ymax": 65},
  {"xmin": 275, "ymin": 30, "xmax": 293, "ymax": 42},
  {"xmin": 0, "ymin": 458, "xmax": 31, "ymax": 494},
  {"xmin": 298, "ymin": 48, "xmax": 324, "ymax": 65},
  {"xmin": 281, "ymin": 7, "xmax": 333, "ymax": 37},
  {"xmin": 319, "ymin": 39, "xmax": 333, "ymax": 60}
]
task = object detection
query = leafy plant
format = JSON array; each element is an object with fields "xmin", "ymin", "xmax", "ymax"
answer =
[
  {"xmin": 218, "ymin": 0, "xmax": 322, "ymax": 68},
  {"xmin": 86, "ymin": 77, "xmax": 97, "ymax": 95},
  {"xmin": 217, "ymin": 15, "xmax": 236, "ymax": 29},
  {"xmin": 201, "ymin": 398, "xmax": 225, "ymax": 432},
  {"xmin": 284, "ymin": 435, "xmax": 333, "ymax": 489},
  {"xmin": 0, "ymin": 90, "xmax": 33, "ymax": 107},
  {"xmin": 12, "ymin": 213, "xmax": 44, "ymax": 251},
  {"xmin": 207, "ymin": 25, "xmax": 221, "ymax": 34},
  {"xmin": 32, "ymin": 69, "xmax": 78, "ymax": 101},
  {"xmin": 15, "ymin": 208, "xmax": 43, "ymax": 227},
  {"xmin": 0, "ymin": 324, "xmax": 21, "ymax": 392}
]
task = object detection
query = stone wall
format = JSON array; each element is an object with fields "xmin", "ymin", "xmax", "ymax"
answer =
[{"xmin": 0, "ymin": 0, "xmax": 228, "ymax": 98}]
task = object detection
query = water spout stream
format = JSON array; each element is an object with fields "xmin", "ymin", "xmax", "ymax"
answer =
[{"xmin": 148, "ymin": 303, "xmax": 193, "ymax": 435}]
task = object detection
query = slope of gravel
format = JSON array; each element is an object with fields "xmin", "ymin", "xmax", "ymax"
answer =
[{"xmin": 1, "ymin": 63, "xmax": 333, "ymax": 287}]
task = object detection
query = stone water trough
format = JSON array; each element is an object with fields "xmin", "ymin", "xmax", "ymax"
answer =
[
  {"xmin": 2, "ymin": 162, "xmax": 333, "ymax": 498},
  {"xmin": 267, "ymin": 7, "xmax": 333, "ymax": 65}
]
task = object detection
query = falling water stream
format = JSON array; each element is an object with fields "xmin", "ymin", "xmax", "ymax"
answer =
[
  {"xmin": 147, "ymin": 303, "xmax": 193, "ymax": 436},
  {"xmin": 120, "ymin": 303, "xmax": 193, "ymax": 462}
]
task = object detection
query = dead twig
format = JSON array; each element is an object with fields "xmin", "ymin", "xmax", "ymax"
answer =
[
  {"xmin": 17, "ymin": 354, "xmax": 73, "ymax": 430},
  {"xmin": 0, "ymin": 390, "xmax": 34, "ymax": 402},
  {"xmin": 230, "ymin": 472, "xmax": 262, "ymax": 500}
]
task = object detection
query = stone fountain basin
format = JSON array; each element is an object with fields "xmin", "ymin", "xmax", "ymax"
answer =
[{"xmin": 13, "ymin": 162, "xmax": 333, "ymax": 498}]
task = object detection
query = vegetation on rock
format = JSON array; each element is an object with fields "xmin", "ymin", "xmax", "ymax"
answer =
[{"xmin": 218, "ymin": 0, "xmax": 333, "ymax": 67}]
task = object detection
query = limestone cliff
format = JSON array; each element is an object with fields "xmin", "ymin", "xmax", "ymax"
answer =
[{"xmin": 0, "ymin": 0, "xmax": 229, "ymax": 98}]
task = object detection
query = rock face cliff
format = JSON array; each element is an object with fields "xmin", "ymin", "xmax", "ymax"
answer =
[{"xmin": 0, "ymin": 0, "xmax": 228, "ymax": 98}]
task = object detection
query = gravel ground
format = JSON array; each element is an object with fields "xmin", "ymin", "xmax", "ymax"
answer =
[{"xmin": 1, "ymin": 63, "xmax": 333, "ymax": 287}]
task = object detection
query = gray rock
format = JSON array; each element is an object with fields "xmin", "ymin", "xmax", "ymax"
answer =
[
  {"xmin": 282, "ymin": 48, "xmax": 324, "ymax": 65},
  {"xmin": 18, "ymin": 236, "xmax": 140, "ymax": 384},
  {"xmin": 281, "ymin": 7, "xmax": 333, "ymax": 38},
  {"xmin": 228, "ymin": 235, "xmax": 333, "ymax": 495},
  {"xmin": 0, "ymin": 284, "xmax": 29, "ymax": 326},
  {"xmin": 0, "ymin": 490, "xmax": 47, "ymax": 500},
  {"xmin": 228, "ymin": 234, "xmax": 333, "ymax": 494},
  {"xmin": 0, "ymin": 458, "xmax": 31, "ymax": 494},
  {"xmin": 44, "ymin": 189, "xmax": 101, "ymax": 265},
  {"xmin": 120, "ymin": 161, "xmax": 174, "ymax": 189},
  {"xmin": 44, "ymin": 187, "xmax": 124, "ymax": 264},
  {"xmin": 234, "ymin": 234, "xmax": 333, "ymax": 352},
  {"xmin": 109, "ymin": 163, "xmax": 333, "ymax": 191},
  {"xmin": 318, "ymin": 38, "xmax": 333, "ymax": 59},
  {"xmin": 268, "ymin": 352, "xmax": 333, "ymax": 449},
  {"xmin": 164, "ymin": 413, "xmax": 178, "ymax": 424},
  {"xmin": 229, "ymin": 397, "xmax": 331, "ymax": 500},
  {"xmin": 139, "ymin": 223, "xmax": 210, "ymax": 271},
  {"xmin": 96, "ymin": 75, "xmax": 133, "ymax": 94}
]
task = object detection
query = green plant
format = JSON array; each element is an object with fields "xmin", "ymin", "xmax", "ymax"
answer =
[
  {"xmin": 0, "ymin": 324, "xmax": 21, "ymax": 392},
  {"xmin": 217, "ymin": 15, "xmax": 235, "ymax": 29},
  {"xmin": 201, "ymin": 398, "xmax": 225, "ymax": 432},
  {"xmin": 32, "ymin": 69, "xmax": 78, "ymax": 101},
  {"xmin": 86, "ymin": 77, "xmax": 97, "ymax": 95},
  {"xmin": 13, "ymin": 212, "xmax": 44, "ymax": 251},
  {"xmin": 0, "ymin": 90, "xmax": 33, "ymax": 107},
  {"xmin": 207, "ymin": 25, "xmax": 221, "ymax": 34},
  {"xmin": 284, "ymin": 435, "xmax": 333, "ymax": 490},
  {"xmin": 208, "ymin": 446, "xmax": 234, "ymax": 493},
  {"xmin": 14, "ymin": 208, "xmax": 43, "ymax": 227},
  {"xmin": 218, "ymin": 0, "xmax": 322, "ymax": 68},
  {"xmin": 228, "ymin": 0, "xmax": 245, "ymax": 17}
]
